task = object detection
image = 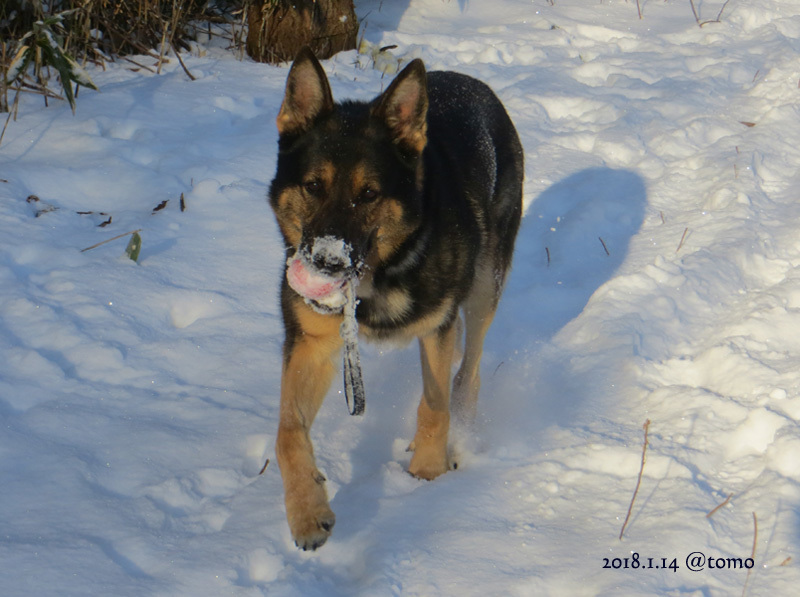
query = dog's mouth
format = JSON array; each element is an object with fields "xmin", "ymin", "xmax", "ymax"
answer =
[
  {"xmin": 287, "ymin": 257, "xmax": 349, "ymax": 312},
  {"xmin": 286, "ymin": 236, "xmax": 362, "ymax": 314}
]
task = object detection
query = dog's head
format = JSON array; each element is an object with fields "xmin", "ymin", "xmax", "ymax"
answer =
[{"xmin": 269, "ymin": 47, "xmax": 428, "ymax": 312}]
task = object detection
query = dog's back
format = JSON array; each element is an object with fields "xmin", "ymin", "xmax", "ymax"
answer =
[{"xmin": 425, "ymin": 71, "xmax": 524, "ymax": 291}]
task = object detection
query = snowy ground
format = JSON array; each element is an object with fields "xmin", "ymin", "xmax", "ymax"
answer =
[{"xmin": 2, "ymin": 0, "xmax": 800, "ymax": 595}]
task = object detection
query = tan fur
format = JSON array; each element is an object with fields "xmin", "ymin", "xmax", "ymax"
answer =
[
  {"xmin": 274, "ymin": 188, "xmax": 307, "ymax": 247},
  {"xmin": 361, "ymin": 296, "xmax": 455, "ymax": 344},
  {"xmin": 451, "ymin": 256, "xmax": 501, "ymax": 425},
  {"xmin": 371, "ymin": 198, "xmax": 415, "ymax": 262},
  {"xmin": 273, "ymin": 161, "xmax": 338, "ymax": 249},
  {"xmin": 408, "ymin": 322, "xmax": 457, "ymax": 479},
  {"xmin": 350, "ymin": 164, "xmax": 370, "ymax": 196},
  {"xmin": 276, "ymin": 298, "xmax": 343, "ymax": 549},
  {"xmin": 373, "ymin": 288, "xmax": 413, "ymax": 324}
]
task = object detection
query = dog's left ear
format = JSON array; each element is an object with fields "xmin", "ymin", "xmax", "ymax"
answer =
[
  {"xmin": 277, "ymin": 47, "xmax": 335, "ymax": 136},
  {"xmin": 373, "ymin": 59, "xmax": 429, "ymax": 154}
]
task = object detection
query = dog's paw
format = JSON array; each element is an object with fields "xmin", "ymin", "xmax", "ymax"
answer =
[
  {"xmin": 284, "ymin": 471, "xmax": 336, "ymax": 550},
  {"xmin": 289, "ymin": 506, "xmax": 336, "ymax": 551},
  {"xmin": 408, "ymin": 447, "xmax": 449, "ymax": 481}
]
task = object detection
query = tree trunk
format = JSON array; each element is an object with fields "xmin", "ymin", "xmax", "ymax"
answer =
[{"xmin": 246, "ymin": 0, "xmax": 358, "ymax": 64}]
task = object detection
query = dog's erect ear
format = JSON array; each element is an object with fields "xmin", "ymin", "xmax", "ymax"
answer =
[
  {"xmin": 277, "ymin": 47, "xmax": 334, "ymax": 136},
  {"xmin": 373, "ymin": 59, "xmax": 428, "ymax": 154}
]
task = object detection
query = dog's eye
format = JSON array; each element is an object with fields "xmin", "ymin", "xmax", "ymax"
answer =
[
  {"xmin": 359, "ymin": 187, "xmax": 379, "ymax": 203},
  {"xmin": 303, "ymin": 180, "xmax": 323, "ymax": 196}
]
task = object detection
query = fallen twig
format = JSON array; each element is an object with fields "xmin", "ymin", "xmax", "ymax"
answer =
[
  {"xmin": 619, "ymin": 419, "xmax": 651, "ymax": 541},
  {"xmin": 706, "ymin": 493, "xmax": 733, "ymax": 518},
  {"xmin": 123, "ymin": 56, "xmax": 156, "ymax": 73},
  {"xmin": 259, "ymin": 458, "xmax": 270, "ymax": 475},
  {"xmin": 81, "ymin": 229, "xmax": 142, "ymax": 253},
  {"xmin": 676, "ymin": 227, "xmax": 689, "ymax": 253}
]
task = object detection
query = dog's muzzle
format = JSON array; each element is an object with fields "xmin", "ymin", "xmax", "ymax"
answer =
[{"xmin": 287, "ymin": 236, "xmax": 360, "ymax": 313}]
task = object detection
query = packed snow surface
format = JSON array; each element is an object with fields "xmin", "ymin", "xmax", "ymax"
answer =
[{"xmin": 2, "ymin": 1, "xmax": 800, "ymax": 595}]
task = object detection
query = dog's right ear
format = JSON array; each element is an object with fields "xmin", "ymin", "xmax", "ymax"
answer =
[{"xmin": 276, "ymin": 47, "xmax": 334, "ymax": 136}]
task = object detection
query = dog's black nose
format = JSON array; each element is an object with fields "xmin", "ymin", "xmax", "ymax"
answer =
[
  {"xmin": 312, "ymin": 252, "xmax": 349, "ymax": 276},
  {"xmin": 303, "ymin": 235, "xmax": 356, "ymax": 277}
]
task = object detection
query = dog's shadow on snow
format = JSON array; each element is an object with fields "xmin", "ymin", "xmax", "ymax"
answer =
[
  {"xmin": 324, "ymin": 167, "xmax": 647, "ymax": 547},
  {"xmin": 503, "ymin": 167, "xmax": 647, "ymax": 340},
  {"xmin": 482, "ymin": 166, "xmax": 647, "ymax": 441}
]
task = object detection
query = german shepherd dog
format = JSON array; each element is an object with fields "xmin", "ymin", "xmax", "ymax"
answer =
[{"xmin": 269, "ymin": 48, "xmax": 523, "ymax": 550}]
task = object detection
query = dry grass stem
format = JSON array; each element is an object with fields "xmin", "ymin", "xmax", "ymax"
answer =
[
  {"xmin": 691, "ymin": 0, "xmax": 732, "ymax": 27},
  {"xmin": 619, "ymin": 419, "xmax": 651, "ymax": 541},
  {"xmin": 2, "ymin": 1, "xmax": 237, "ymax": 113},
  {"xmin": 706, "ymin": 493, "xmax": 733, "ymax": 518},
  {"xmin": 171, "ymin": 42, "xmax": 196, "ymax": 80},
  {"xmin": 156, "ymin": 20, "xmax": 169, "ymax": 75},
  {"xmin": 676, "ymin": 227, "xmax": 689, "ymax": 253},
  {"xmin": 0, "ymin": 86, "xmax": 21, "ymax": 147},
  {"xmin": 741, "ymin": 512, "xmax": 758, "ymax": 597}
]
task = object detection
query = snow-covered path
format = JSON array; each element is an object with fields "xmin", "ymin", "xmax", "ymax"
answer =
[{"xmin": 2, "ymin": 1, "xmax": 800, "ymax": 595}]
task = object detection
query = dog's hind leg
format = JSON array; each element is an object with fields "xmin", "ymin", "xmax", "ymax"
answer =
[
  {"xmin": 276, "ymin": 304, "xmax": 343, "ymax": 550},
  {"xmin": 451, "ymin": 257, "xmax": 502, "ymax": 426},
  {"xmin": 408, "ymin": 321, "xmax": 457, "ymax": 480}
]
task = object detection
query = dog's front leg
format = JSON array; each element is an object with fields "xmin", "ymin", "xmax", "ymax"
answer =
[
  {"xmin": 409, "ymin": 321, "xmax": 457, "ymax": 480},
  {"xmin": 276, "ymin": 305, "xmax": 343, "ymax": 550}
]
